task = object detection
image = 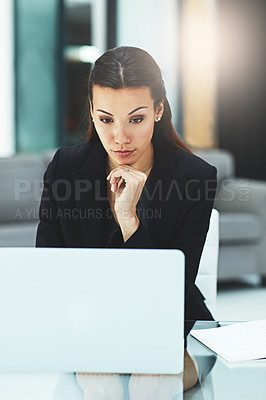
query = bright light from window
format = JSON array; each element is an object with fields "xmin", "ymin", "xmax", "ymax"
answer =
[
  {"xmin": 79, "ymin": 46, "xmax": 101, "ymax": 63},
  {"xmin": 181, "ymin": 0, "xmax": 218, "ymax": 148},
  {"xmin": 64, "ymin": 45, "xmax": 101, "ymax": 63}
]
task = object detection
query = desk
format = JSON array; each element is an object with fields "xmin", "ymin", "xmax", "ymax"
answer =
[
  {"xmin": 185, "ymin": 321, "xmax": 266, "ymax": 400},
  {"xmin": 0, "ymin": 321, "xmax": 265, "ymax": 400}
]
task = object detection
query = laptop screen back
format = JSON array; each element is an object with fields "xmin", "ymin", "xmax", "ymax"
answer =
[{"xmin": 0, "ymin": 247, "xmax": 184, "ymax": 374}]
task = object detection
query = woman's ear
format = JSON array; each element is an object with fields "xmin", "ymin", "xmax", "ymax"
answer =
[
  {"xmin": 155, "ymin": 100, "xmax": 164, "ymax": 121},
  {"xmin": 89, "ymin": 101, "xmax": 94, "ymax": 121}
]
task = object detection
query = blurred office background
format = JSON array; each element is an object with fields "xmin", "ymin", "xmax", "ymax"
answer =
[{"xmin": 0, "ymin": 0, "xmax": 266, "ymax": 321}]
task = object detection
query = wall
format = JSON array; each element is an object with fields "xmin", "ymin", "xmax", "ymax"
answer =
[
  {"xmin": 182, "ymin": 0, "xmax": 218, "ymax": 149},
  {"xmin": 0, "ymin": 1, "xmax": 15, "ymax": 156},
  {"xmin": 217, "ymin": 0, "xmax": 266, "ymax": 180},
  {"xmin": 117, "ymin": 0, "xmax": 179, "ymax": 129},
  {"xmin": 15, "ymin": 0, "xmax": 59, "ymax": 153}
]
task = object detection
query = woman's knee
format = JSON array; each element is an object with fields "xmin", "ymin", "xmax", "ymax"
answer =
[
  {"xmin": 75, "ymin": 373, "xmax": 124, "ymax": 400},
  {"xmin": 128, "ymin": 373, "xmax": 183, "ymax": 399},
  {"xmin": 183, "ymin": 349, "xmax": 199, "ymax": 392}
]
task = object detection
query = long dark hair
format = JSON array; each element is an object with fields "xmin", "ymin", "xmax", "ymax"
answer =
[{"xmin": 87, "ymin": 46, "xmax": 192, "ymax": 153}]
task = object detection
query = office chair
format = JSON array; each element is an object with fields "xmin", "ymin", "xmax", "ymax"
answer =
[{"xmin": 196, "ymin": 208, "xmax": 220, "ymax": 316}]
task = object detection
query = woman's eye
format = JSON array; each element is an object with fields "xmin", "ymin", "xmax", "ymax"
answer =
[
  {"xmin": 130, "ymin": 117, "xmax": 144, "ymax": 124},
  {"xmin": 99, "ymin": 117, "xmax": 144, "ymax": 124},
  {"xmin": 100, "ymin": 118, "xmax": 113, "ymax": 124}
]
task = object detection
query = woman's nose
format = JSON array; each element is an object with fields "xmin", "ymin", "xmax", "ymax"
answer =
[{"xmin": 114, "ymin": 127, "xmax": 131, "ymax": 144}]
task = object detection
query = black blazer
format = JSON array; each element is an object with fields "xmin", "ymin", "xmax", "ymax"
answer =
[{"xmin": 36, "ymin": 135, "xmax": 217, "ymax": 338}]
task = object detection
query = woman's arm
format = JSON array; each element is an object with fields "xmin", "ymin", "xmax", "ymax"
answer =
[
  {"xmin": 169, "ymin": 165, "xmax": 217, "ymax": 301},
  {"xmin": 109, "ymin": 165, "xmax": 218, "ymax": 301},
  {"xmin": 106, "ymin": 166, "xmax": 147, "ymax": 242}
]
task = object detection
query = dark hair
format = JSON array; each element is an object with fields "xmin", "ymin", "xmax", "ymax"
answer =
[{"xmin": 87, "ymin": 46, "xmax": 192, "ymax": 153}]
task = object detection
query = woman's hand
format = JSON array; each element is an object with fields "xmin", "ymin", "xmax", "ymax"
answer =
[{"xmin": 106, "ymin": 166, "xmax": 147, "ymax": 241}]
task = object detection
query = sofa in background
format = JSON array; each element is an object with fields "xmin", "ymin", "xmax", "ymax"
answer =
[
  {"xmin": 196, "ymin": 148, "xmax": 266, "ymax": 283},
  {"xmin": 0, "ymin": 150, "xmax": 58, "ymax": 247},
  {"xmin": 0, "ymin": 154, "xmax": 46, "ymax": 247}
]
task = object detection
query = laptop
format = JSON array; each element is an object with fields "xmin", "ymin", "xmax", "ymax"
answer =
[{"xmin": 0, "ymin": 247, "xmax": 184, "ymax": 374}]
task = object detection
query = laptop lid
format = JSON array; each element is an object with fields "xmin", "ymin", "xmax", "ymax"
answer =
[{"xmin": 0, "ymin": 247, "xmax": 184, "ymax": 374}]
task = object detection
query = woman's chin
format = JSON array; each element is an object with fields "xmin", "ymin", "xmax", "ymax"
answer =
[{"xmin": 114, "ymin": 156, "xmax": 138, "ymax": 167}]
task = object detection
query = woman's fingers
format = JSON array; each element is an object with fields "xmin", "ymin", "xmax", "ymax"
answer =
[
  {"xmin": 109, "ymin": 176, "xmax": 124, "ymax": 192},
  {"xmin": 107, "ymin": 166, "xmax": 145, "ymax": 193},
  {"xmin": 107, "ymin": 166, "xmax": 144, "ymax": 182},
  {"xmin": 112, "ymin": 176, "xmax": 125, "ymax": 193},
  {"xmin": 107, "ymin": 165, "xmax": 147, "ymax": 223}
]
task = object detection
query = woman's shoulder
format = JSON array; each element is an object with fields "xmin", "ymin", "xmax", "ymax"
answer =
[
  {"xmin": 45, "ymin": 140, "xmax": 101, "ymax": 179},
  {"xmin": 171, "ymin": 145, "xmax": 217, "ymax": 181},
  {"xmin": 168, "ymin": 146, "xmax": 218, "ymax": 202},
  {"xmin": 55, "ymin": 141, "xmax": 98, "ymax": 168}
]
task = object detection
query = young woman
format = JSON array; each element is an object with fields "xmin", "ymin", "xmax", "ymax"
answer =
[{"xmin": 36, "ymin": 46, "xmax": 217, "ymax": 398}]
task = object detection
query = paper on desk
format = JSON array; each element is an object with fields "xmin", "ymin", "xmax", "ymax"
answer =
[{"xmin": 191, "ymin": 319, "xmax": 266, "ymax": 363}]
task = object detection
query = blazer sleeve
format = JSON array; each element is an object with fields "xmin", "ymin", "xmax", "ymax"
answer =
[
  {"xmin": 35, "ymin": 149, "xmax": 66, "ymax": 247},
  {"xmin": 115, "ymin": 164, "xmax": 218, "ymax": 302},
  {"xmin": 171, "ymin": 165, "xmax": 217, "ymax": 301}
]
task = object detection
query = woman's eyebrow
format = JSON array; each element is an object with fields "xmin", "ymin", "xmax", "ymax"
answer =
[
  {"xmin": 96, "ymin": 106, "xmax": 148, "ymax": 117},
  {"xmin": 128, "ymin": 106, "xmax": 148, "ymax": 115}
]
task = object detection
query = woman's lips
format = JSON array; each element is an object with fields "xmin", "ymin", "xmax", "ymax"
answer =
[{"xmin": 113, "ymin": 150, "xmax": 135, "ymax": 158}]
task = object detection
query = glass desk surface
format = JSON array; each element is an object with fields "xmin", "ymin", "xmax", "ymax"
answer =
[
  {"xmin": 0, "ymin": 321, "xmax": 265, "ymax": 400},
  {"xmin": 184, "ymin": 320, "xmax": 266, "ymax": 400}
]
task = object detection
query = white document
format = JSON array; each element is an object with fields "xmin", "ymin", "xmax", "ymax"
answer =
[{"xmin": 191, "ymin": 320, "xmax": 266, "ymax": 363}]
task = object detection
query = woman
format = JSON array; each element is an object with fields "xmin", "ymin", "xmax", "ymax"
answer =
[{"xmin": 36, "ymin": 46, "xmax": 217, "ymax": 398}]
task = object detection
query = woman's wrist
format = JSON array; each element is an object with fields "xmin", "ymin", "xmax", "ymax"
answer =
[{"xmin": 116, "ymin": 212, "xmax": 140, "ymax": 242}]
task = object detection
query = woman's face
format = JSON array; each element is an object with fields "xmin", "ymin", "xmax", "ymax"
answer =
[{"xmin": 90, "ymin": 85, "xmax": 163, "ymax": 169}]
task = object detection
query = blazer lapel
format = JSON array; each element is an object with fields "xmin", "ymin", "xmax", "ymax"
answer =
[
  {"xmin": 72, "ymin": 141, "xmax": 109, "ymax": 247},
  {"xmin": 140, "ymin": 136, "xmax": 183, "ymax": 247}
]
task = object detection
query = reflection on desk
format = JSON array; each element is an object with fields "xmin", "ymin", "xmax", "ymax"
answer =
[
  {"xmin": 185, "ymin": 321, "xmax": 266, "ymax": 400},
  {"xmin": 0, "ymin": 321, "xmax": 265, "ymax": 400}
]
